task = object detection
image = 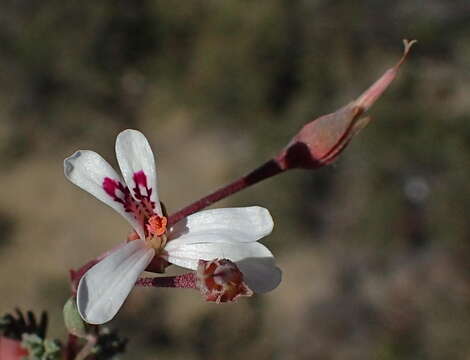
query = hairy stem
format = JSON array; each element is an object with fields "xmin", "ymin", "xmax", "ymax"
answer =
[
  {"xmin": 168, "ymin": 159, "xmax": 284, "ymax": 226},
  {"xmin": 136, "ymin": 273, "xmax": 197, "ymax": 289},
  {"xmin": 74, "ymin": 336, "xmax": 96, "ymax": 360}
]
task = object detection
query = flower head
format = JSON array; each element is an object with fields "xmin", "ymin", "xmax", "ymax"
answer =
[{"xmin": 64, "ymin": 129, "xmax": 281, "ymax": 324}]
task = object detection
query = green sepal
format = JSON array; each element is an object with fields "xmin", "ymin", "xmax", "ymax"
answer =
[{"xmin": 63, "ymin": 297, "xmax": 88, "ymax": 338}]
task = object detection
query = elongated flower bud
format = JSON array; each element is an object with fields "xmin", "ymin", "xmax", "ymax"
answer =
[{"xmin": 276, "ymin": 40, "xmax": 416, "ymax": 170}]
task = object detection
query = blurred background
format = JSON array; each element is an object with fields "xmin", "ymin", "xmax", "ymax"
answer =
[{"xmin": 1, "ymin": 1, "xmax": 470, "ymax": 359}]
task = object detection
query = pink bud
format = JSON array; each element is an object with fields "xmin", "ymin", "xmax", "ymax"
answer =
[
  {"xmin": 276, "ymin": 39, "xmax": 416, "ymax": 170},
  {"xmin": 197, "ymin": 259, "xmax": 253, "ymax": 303},
  {"xmin": 0, "ymin": 337, "xmax": 28, "ymax": 360}
]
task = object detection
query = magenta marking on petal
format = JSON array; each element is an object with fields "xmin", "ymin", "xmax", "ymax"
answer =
[
  {"xmin": 103, "ymin": 174, "xmax": 158, "ymax": 234},
  {"xmin": 133, "ymin": 170, "xmax": 148, "ymax": 187},
  {"xmin": 103, "ymin": 177, "xmax": 133, "ymax": 210},
  {"xmin": 132, "ymin": 171, "xmax": 155, "ymax": 212},
  {"xmin": 103, "ymin": 177, "xmax": 120, "ymax": 198}
]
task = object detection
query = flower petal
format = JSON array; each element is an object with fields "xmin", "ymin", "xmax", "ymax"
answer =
[
  {"xmin": 77, "ymin": 240, "xmax": 155, "ymax": 324},
  {"xmin": 64, "ymin": 150, "xmax": 145, "ymax": 238},
  {"xmin": 115, "ymin": 129, "xmax": 162, "ymax": 215},
  {"xmin": 164, "ymin": 240, "xmax": 272, "ymax": 268},
  {"xmin": 169, "ymin": 207, "xmax": 274, "ymax": 242},
  {"xmin": 236, "ymin": 256, "xmax": 282, "ymax": 293}
]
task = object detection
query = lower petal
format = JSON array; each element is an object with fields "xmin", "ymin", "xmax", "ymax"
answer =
[
  {"xmin": 236, "ymin": 256, "xmax": 282, "ymax": 293},
  {"xmin": 77, "ymin": 240, "xmax": 155, "ymax": 324},
  {"xmin": 164, "ymin": 242, "xmax": 281, "ymax": 293}
]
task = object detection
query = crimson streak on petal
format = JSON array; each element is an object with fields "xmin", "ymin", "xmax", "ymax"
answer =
[
  {"xmin": 102, "ymin": 177, "xmax": 133, "ymax": 212},
  {"xmin": 102, "ymin": 171, "xmax": 158, "ymax": 237},
  {"xmin": 132, "ymin": 170, "xmax": 155, "ymax": 214}
]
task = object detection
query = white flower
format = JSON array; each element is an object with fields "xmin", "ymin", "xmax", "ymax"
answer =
[{"xmin": 64, "ymin": 129, "xmax": 281, "ymax": 324}]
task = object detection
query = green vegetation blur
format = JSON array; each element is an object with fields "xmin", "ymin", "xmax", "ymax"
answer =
[{"xmin": 1, "ymin": 1, "xmax": 469, "ymax": 359}]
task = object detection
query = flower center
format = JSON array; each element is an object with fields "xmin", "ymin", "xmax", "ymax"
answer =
[
  {"xmin": 145, "ymin": 215, "xmax": 168, "ymax": 250},
  {"xmin": 103, "ymin": 171, "xmax": 170, "ymax": 251},
  {"xmin": 147, "ymin": 215, "xmax": 167, "ymax": 236}
]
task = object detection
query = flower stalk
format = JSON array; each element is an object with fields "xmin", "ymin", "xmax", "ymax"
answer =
[
  {"xmin": 168, "ymin": 159, "xmax": 284, "ymax": 226},
  {"xmin": 137, "ymin": 259, "xmax": 254, "ymax": 303},
  {"xmin": 136, "ymin": 273, "xmax": 197, "ymax": 289},
  {"xmin": 168, "ymin": 39, "xmax": 416, "ymax": 223}
]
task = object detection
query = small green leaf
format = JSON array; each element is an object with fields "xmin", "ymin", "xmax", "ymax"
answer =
[
  {"xmin": 21, "ymin": 333, "xmax": 62, "ymax": 360},
  {"xmin": 63, "ymin": 297, "xmax": 87, "ymax": 338},
  {"xmin": 21, "ymin": 333, "xmax": 43, "ymax": 357},
  {"xmin": 43, "ymin": 339, "xmax": 61, "ymax": 360}
]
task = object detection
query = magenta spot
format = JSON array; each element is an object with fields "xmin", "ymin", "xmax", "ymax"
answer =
[
  {"xmin": 103, "ymin": 177, "xmax": 132, "ymax": 210},
  {"xmin": 102, "ymin": 174, "xmax": 157, "ymax": 230},
  {"xmin": 133, "ymin": 170, "xmax": 148, "ymax": 187},
  {"xmin": 103, "ymin": 177, "xmax": 120, "ymax": 198},
  {"xmin": 132, "ymin": 171, "xmax": 154, "ymax": 210}
]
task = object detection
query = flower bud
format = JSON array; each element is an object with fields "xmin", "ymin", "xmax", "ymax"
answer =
[
  {"xmin": 197, "ymin": 259, "xmax": 253, "ymax": 303},
  {"xmin": 276, "ymin": 39, "xmax": 416, "ymax": 170}
]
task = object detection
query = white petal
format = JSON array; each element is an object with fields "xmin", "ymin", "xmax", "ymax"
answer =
[
  {"xmin": 115, "ymin": 129, "xmax": 161, "ymax": 215},
  {"xmin": 165, "ymin": 240, "xmax": 266, "ymax": 268},
  {"xmin": 64, "ymin": 150, "xmax": 144, "ymax": 238},
  {"xmin": 77, "ymin": 240, "xmax": 155, "ymax": 324},
  {"xmin": 169, "ymin": 207, "xmax": 274, "ymax": 243},
  {"xmin": 236, "ymin": 257, "xmax": 282, "ymax": 293}
]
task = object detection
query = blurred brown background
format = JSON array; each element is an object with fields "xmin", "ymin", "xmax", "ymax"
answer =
[{"xmin": 1, "ymin": 1, "xmax": 470, "ymax": 359}]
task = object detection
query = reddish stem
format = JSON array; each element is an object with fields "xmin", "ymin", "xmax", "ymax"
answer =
[
  {"xmin": 136, "ymin": 273, "xmax": 197, "ymax": 289},
  {"xmin": 65, "ymin": 334, "xmax": 78, "ymax": 360},
  {"xmin": 168, "ymin": 159, "xmax": 284, "ymax": 226}
]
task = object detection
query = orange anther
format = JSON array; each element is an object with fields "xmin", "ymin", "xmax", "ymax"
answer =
[{"xmin": 147, "ymin": 215, "xmax": 167, "ymax": 236}]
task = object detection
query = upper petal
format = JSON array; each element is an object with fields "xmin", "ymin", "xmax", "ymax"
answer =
[
  {"xmin": 77, "ymin": 240, "xmax": 155, "ymax": 324},
  {"xmin": 64, "ymin": 150, "xmax": 145, "ymax": 238},
  {"xmin": 115, "ymin": 129, "xmax": 161, "ymax": 215},
  {"xmin": 168, "ymin": 207, "xmax": 274, "ymax": 242}
]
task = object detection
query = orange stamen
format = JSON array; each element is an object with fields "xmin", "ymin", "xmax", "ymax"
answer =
[{"xmin": 147, "ymin": 215, "xmax": 167, "ymax": 236}]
